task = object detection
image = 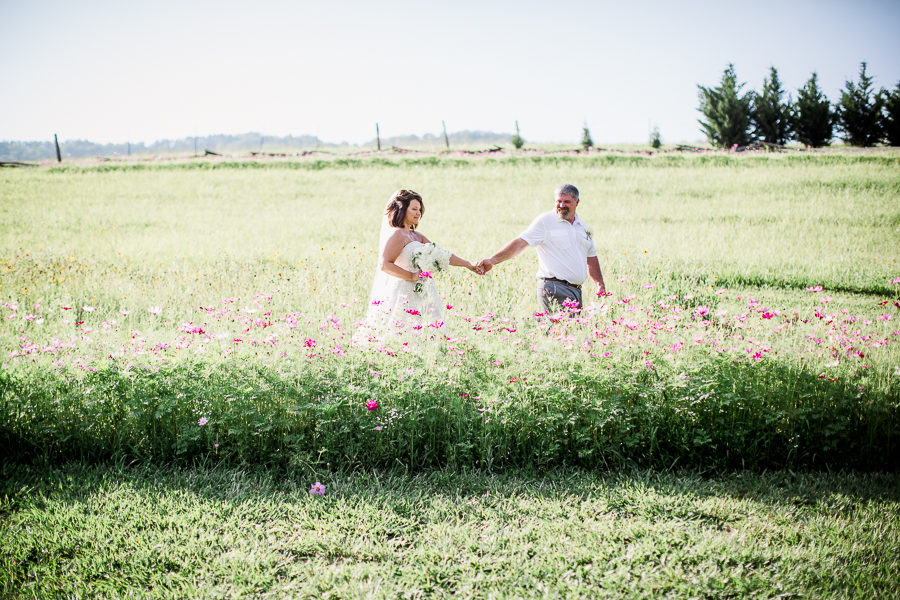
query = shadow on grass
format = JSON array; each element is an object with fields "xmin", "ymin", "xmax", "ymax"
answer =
[
  {"xmin": 2, "ymin": 460, "xmax": 898, "ymax": 599},
  {"xmin": 2, "ymin": 459, "xmax": 899, "ymax": 519}
]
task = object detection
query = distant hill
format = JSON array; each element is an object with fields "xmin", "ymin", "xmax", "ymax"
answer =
[
  {"xmin": 0, "ymin": 130, "xmax": 512, "ymax": 161},
  {"xmin": 366, "ymin": 130, "xmax": 511, "ymax": 148}
]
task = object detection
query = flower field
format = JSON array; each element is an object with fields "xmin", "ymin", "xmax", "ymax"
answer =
[{"xmin": 2, "ymin": 150, "xmax": 899, "ymax": 470}]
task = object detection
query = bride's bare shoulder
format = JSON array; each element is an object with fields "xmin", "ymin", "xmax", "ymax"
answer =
[
  {"xmin": 387, "ymin": 228, "xmax": 407, "ymax": 241},
  {"xmin": 382, "ymin": 228, "xmax": 411, "ymax": 259}
]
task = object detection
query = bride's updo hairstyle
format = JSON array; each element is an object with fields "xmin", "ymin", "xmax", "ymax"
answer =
[{"xmin": 385, "ymin": 189, "xmax": 424, "ymax": 229}]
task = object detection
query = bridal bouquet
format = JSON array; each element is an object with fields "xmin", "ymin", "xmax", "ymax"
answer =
[{"xmin": 410, "ymin": 243, "xmax": 451, "ymax": 293}]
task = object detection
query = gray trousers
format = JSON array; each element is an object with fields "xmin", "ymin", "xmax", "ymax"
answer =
[{"xmin": 537, "ymin": 279, "xmax": 582, "ymax": 313}]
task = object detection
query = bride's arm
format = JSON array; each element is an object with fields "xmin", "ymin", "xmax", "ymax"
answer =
[
  {"xmin": 381, "ymin": 231, "xmax": 418, "ymax": 282},
  {"xmin": 449, "ymin": 254, "xmax": 476, "ymax": 271},
  {"xmin": 419, "ymin": 233, "xmax": 475, "ymax": 271},
  {"xmin": 418, "ymin": 232, "xmax": 476, "ymax": 272}
]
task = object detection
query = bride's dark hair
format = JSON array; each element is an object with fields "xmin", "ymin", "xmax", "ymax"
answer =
[{"xmin": 385, "ymin": 189, "xmax": 424, "ymax": 229}]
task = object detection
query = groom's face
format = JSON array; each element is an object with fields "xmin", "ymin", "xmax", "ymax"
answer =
[{"xmin": 555, "ymin": 192, "xmax": 579, "ymax": 221}]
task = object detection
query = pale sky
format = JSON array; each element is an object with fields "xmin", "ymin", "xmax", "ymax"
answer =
[{"xmin": 2, "ymin": 0, "xmax": 899, "ymax": 146}]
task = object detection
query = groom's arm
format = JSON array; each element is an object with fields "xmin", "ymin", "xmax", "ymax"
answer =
[
  {"xmin": 478, "ymin": 237, "xmax": 529, "ymax": 273},
  {"xmin": 587, "ymin": 256, "xmax": 606, "ymax": 295}
]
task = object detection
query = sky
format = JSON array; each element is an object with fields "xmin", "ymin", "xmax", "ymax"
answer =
[{"xmin": 2, "ymin": 0, "xmax": 899, "ymax": 146}]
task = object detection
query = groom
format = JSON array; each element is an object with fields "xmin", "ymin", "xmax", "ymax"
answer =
[{"xmin": 476, "ymin": 183, "xmax": 606, "ymax": 312}]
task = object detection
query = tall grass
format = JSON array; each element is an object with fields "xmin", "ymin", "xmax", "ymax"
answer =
[{"xmin": 1, "ymin": 151, "xmax": 898, "ymax": 470}]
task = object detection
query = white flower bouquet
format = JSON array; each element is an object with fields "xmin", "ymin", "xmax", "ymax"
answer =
[{"xmin": 410, "ymin": 243, "xmax": 451, "ymax": 293}]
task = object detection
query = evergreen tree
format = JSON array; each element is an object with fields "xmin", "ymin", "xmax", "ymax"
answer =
[
  {"xmin": 649, "ymin": 125, "xmax": 661, "ymax": 149},
  {"xmin": 511, "ymin": 121, "xmax": 524, "ymax": 149},
  {"xmin": 836, "ymin": 62, "xmax": 884, "ymax": 146},
  {"xmin": 752, "ymin": 66, "xmax": 792, "ymax": 145},
  {"xmin": 792, "ymin": 73, "xmax": 834, "ymax": 147},
  {"xmin": 581, "ymin": 122, "xmax": 593, "ymax": 150},
  {"xmin": 697, "ymin": 64, "xmax": 753, "ymax": 148},
  {"xmin": 882, "ymin": 82, "xmax": 900, "ymax": 146}
]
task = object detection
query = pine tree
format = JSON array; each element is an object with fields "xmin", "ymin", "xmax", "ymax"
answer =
[
  {"xmin": 752, "ymin": 67, "xmax": 792, "ymax": 145},
  {"xmin": 511, "ymin": 121, "xmax": 524, "ymax": 149},
  {"xmin": 697, "ymin": 64, "xmax": 753, "ymax": 148},
  {"xmin": 837, "ymin": 62, "xmax": 884, "ymax": 146},
  {"xmin": 649, "ymin": 125, "xmax": 661, "ymax": 149},
  {"xmin": 581, "ymin": 122, "xmax": 593, "ymax": 151},
  {"xmin": 882, "ymin": 82, "xmax": 900, "ymax": 146},
  {"xmin": 792, "ymin": 73, "xmax": 834, "ymax": 148}
]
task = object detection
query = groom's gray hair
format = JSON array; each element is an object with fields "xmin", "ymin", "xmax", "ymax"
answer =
[{"xmin": 555, "ymin": 183, "xmax": 579, "ymax": 200}]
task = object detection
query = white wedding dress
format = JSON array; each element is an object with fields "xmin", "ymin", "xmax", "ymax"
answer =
[{"xmin": 353, "ymin": 240, "xmax": 444, "ymax": 345}]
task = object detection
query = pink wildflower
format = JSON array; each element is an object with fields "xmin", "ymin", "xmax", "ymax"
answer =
[
  {"xmin": 198, "ymin": 417, "xmax": 208, "ymax": 426},
  {"xmin": 366, "ymin": 399, "xmax": 378, "ymax": 411},
  {"xmin": 309, "ymin": 482, "xmax": 326, "ymax": 495}
]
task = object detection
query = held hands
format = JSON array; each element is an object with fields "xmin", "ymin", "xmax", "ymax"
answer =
[
  {"xmin": 474, "ymin": 259, "xmax": 494, "ymax": 275},
  {"xmin": 462, "ymin": 259, "xmax": 489, "ymax": 275},
  {"xmin": 453, "ymin": 258, "xmax": 495, "ymax": 276}
]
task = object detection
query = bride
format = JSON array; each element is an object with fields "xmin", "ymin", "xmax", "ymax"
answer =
[{"xmin": 353, "ymin": 189, "xmax": 478, "ymax": 344}]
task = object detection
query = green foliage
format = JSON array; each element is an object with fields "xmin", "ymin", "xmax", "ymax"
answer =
[
  {"xmin": 581, "ymin": 123, "xmax": 593, "ymax": 150},
  {"xmin": 752, "ymin": 67, "xmax": 792, "ymax": 145},
  {"xmin": 837, "ymin": 62, "xmax": 885, "ymax": 147},
  {"xmin": 792, "ymin": 72, "xmax": 835, "ymax": 147},
  {"xmin": 4, "ymin": 348, "xmax": 895, "ymax": 471},
  {"xmin": 511, "ymin": 120, "xmax": 524, "ymax": 150},
  {"xmin": 649, "ymin": 125, "xmax": 662, "ymax": 149},
  {"xmin": 697, "ymin": 64, "xmax": 753, "ymax": 148},
  {"xmin": 882, "ymin": 82, "xmax": 900, "ymax": 146}
]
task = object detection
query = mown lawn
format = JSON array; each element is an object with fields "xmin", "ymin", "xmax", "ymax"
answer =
[{"xmin": 2, "ymin": 461, "xmax": 898, "ymax": 599}]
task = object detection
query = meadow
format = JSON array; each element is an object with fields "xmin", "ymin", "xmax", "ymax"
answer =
[
  {"xmin": 2, "ymin": 150, "xmax": 898, "ymax": 471},
  {"xmin": 1, "ymin": 149, "xmax": 899, "ymax": 597}
]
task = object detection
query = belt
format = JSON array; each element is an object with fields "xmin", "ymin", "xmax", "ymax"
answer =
[{"xmin": 540, "ymin": 277, "xmax": 581, "ymax": 290}]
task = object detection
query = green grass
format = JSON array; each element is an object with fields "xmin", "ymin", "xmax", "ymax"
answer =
[
  {"xmin": 2, "ymin": 151, "xmax": 900, "ymax": 597},
  {"xmin": 1, "ymin": 150, "xmax": 899, "ymax": 471},
  {"xmin": 2, "ymin": 461, "xmax": 898, "ymax": 599}
]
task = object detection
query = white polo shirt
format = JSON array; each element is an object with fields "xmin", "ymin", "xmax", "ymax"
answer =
[{"xmin": 519, "ymin": 211, "xmax": 597, "ymax": 285}]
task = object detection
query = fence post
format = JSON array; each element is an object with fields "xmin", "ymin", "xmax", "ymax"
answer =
[
  {"xmin": 442, "ymin": 120, "xmax": 449, "ymax": 149},
  {"xmin": 53, "ymin": 134, "xmax": 62, "ymax": 162},
  {"xmin": 376, "ymin": 123, "xmax": 381, "ymax": 151}
]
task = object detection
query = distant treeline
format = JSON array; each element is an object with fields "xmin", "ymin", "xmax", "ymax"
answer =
[
  {"xmin": 698, "ymin": 62, "xmax": 900, "ymax": 148},
  {"xmin": 0, "ymin": 130, "xmax": 511, "ymax": 162}
]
